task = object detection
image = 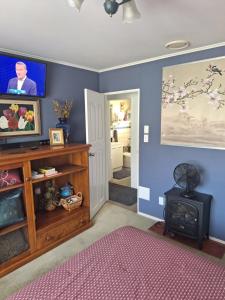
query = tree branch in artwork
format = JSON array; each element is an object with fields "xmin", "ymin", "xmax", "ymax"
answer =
[{"xmin": 162, "ymin": 64, "xmax": 225, "ymax": 111}]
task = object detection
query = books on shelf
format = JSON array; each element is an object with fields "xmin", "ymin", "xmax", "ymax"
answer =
[
  {"xmin": 31, "ymin": 167, "xmax": 59, "ymax": 179},
  {"xmin": 45, "ymin": 171, "xmax": 60, "ymax": 177},
  {"xmin": 39, "ymin": 167, "xmax": 57, "ymax": 176},
  {"xmin": 32, "ymin": 173, "xmax": 45, "ymax": 179}
]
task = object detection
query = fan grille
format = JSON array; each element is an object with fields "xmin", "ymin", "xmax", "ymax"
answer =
[{"xmin": 173, "ymin": 163, "xmax": 200, "ymax": 194}]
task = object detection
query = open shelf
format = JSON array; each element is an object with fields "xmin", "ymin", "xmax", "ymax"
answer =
[
  {"xmin": 36, "ymin": 206, "xmax": 88, "ymax": 231},
  {"xmin": 32, "ymin": 164, "xmax": 86, "ymax": 184},
  {"xmin": 0, "ymin": 220, "xmax": 27, "ymax": 236},
  {"xmin": 0, "ymin": 143, "xmax": 91, "ymax": 277},
  {"xmin": 0, "ymin": 183, "xmax": 24, "ymax": 193}
]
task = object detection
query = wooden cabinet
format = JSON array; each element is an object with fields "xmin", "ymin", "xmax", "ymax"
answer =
[{"xmin": 0, "ymin": 144, "xmax": 91, "ymax": 277}]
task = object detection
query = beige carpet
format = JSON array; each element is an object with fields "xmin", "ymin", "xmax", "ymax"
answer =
[{"xmin": 0, "ymin": 202, "xmax": 153, "ymax": 300}]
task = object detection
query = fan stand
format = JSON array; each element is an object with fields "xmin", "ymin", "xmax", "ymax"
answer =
[{"xmin": 180, "ymin": 177, "xmax": 196, "ymax": 198}]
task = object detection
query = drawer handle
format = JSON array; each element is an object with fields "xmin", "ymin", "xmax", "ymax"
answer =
[{"xmin": 45, "ymin": 235, "xmax": 51, "ymax": 241}]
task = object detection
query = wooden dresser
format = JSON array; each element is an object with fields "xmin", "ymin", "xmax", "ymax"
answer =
[{"xmin": 0, "ymin": 143, "xmax": 91, "ymax": 277}]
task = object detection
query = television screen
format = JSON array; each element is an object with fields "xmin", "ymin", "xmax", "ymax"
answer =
[{"xmin": 0, "ymin": 54, "xmax": 46, "ymax": 97}]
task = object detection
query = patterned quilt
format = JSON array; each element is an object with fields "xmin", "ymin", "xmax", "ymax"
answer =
[{"xmin": 7, "ymin": 226, "xmax": 225, "ymax": 299}]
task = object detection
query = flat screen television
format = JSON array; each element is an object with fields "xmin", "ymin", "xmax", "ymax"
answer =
[{"xmin": 0, "ymin": 54, "xmax": 46, "ymax": 97}]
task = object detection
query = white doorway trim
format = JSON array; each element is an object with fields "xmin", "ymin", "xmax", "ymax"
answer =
[{"xmin": 104, "ymin": 89, "xmax": 140, "ymax": 213}]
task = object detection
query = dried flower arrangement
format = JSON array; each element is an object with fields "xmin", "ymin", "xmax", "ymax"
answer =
[{"xmin": 52, "ymin": 100, "xmax": 73, "ymax": 119}]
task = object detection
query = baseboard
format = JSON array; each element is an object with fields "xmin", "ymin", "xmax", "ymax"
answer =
[
  {"xmin": 209, "ymin": 236, "xmax": 225, "ymax": 245},
  {"xmin": 91, "ymin": 199, "xmax": 106, "ymax": 219},
  {"xmin": 138, "ymin": 212, "xmax": 225, "ymax": 244},
  {"xmin": 138, "ymin": 211, "xmax": 163, "ymax": 222}
]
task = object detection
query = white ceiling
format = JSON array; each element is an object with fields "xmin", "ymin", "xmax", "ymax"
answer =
[{"xmin": 0, "ymin": 0, "xmax": 225, "ymax": 71}]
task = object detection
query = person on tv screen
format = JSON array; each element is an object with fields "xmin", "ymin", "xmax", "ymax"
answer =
[{"xmin": 7, "ymin": 61, "xmax": 37, "ymax": 96}]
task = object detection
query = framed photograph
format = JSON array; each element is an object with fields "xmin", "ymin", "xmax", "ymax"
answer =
[
  {"xmin": 0, "ymin": 99, "xmax": 41, "ymax": 137},
  {"xmin": 49, "ymin": 128, "xmax": 64, "ymax": 146}
]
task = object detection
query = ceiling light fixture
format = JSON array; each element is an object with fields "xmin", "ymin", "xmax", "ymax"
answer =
[
  {"xmin": 165, "ymin": 40, "xmax": 190, "ymax": 50},
  {"xmin": 67, "ymin": 0, "xmax": 84, "ymax": 11},
  {"xmin": 122, "ymin": 0, "xmax": 141, "ymax": 23},
  {"xmin": 67, "ymin": 0, "xmax": 141, "ymax": 23}
]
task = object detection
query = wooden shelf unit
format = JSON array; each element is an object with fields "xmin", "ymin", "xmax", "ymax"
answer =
[
  {"xmin": 0, "ymin": 144, "xmax": 91, "ymax": 277},
  {"xmin": 36, "ymin": 206, "xmax": 89, "ymax": 231},
  {"xmin": 0, "ymin": 183, "xmax": 24, "ymax": 193},
  {"xmin": 0, "ymin": 220, "xmax": 27, "ymax": 237}
]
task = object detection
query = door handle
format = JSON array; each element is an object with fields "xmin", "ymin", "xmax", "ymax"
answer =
[{"xmin": 89, "ymin": 152, "xmax": 95, "ymax": 157}]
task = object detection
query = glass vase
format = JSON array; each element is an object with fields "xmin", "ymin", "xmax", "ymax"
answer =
[{"xmin": 56, "ymin": 118, "xmax": 70, "ymax": 144}]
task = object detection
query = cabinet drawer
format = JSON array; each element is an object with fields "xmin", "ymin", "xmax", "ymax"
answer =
[{"xmin": 36, "ymin": 212, "xmax": 89, "ymax": 249}]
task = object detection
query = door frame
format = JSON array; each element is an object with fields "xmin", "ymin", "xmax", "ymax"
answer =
[{"xmin": 104, "ymin": 89, "xmax": 140, "ymax": 213}]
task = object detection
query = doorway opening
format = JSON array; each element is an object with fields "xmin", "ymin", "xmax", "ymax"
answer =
[
  {"xmin": 110, "ymin": 99, "xmax": 131, "ymax": 186},
  {"xmin": 105, "ymin": 90, "xmax": 140, "ymax": 213}
]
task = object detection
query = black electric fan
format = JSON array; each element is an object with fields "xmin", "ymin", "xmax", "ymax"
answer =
[{"xmin": 173, "ymin": 163, "xmax": 200, "ymax": 198}]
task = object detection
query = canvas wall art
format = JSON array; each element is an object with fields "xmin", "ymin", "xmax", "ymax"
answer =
[
  {"xmin": 161, "ymin": 56, "xmax": 225, "ymax": 149},
  {"xmin": 0, "ymin": 99, "xmax": 41, "ymax": 137}
]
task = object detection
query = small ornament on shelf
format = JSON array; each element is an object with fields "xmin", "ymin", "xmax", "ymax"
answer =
[
  {"xmin": 34, "ymin": 186, "xmax": 46, "ymax": 212},
  {"xmin": 60, "ymin": 192, "xmax": 83, "ymax": 212},
  {"xmin": 59, "ymin": 182, "xmax": 74, "ymax": 198},
  {"xmin": 43, "ymin": 181, "xmax": 60, "ymax": 212}
]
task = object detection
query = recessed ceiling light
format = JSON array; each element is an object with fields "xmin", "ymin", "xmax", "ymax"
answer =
[{"xmin": 165, "ymin": 40, "xmax": 190, "ymax": 50}]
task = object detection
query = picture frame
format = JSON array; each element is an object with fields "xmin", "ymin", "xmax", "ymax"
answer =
[
  {"xmin": 0, "ymin": 99, "xmax": 41, "ymax": 137},
  {"xmin": 161, "ymin": 56, "xmax": 225, "ymax": 150},
  {"xmin": 49, "ymin": 128, "xmax": 64, "ymax": 146}
]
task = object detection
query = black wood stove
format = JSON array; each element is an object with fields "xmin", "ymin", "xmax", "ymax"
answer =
[{"xmin": 163, "ymin": 187, "xmax": 212, "ymax": 249}]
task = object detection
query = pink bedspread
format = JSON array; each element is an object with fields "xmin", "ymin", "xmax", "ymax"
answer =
[{"xmin": 7, "ymin": 226, "xmax": 225, "ymax": 300}]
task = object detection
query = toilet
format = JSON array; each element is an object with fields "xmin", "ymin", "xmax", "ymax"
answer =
[{"xmin": 123, "ymin": 152, "xmax": 131, "ymax": 168}]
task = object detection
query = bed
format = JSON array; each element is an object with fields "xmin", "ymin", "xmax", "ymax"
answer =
[{"xmin": 7, "ymin": 226, "xmax": 225, "ymax": 299}]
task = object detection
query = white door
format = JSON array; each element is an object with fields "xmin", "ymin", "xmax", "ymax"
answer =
[{"xmin": 85, "ymin": 89, "xmax": 106, "ymax": 218}]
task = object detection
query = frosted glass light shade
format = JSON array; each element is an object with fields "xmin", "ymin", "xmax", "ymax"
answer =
[
  {"xmin": 74, "ymin": 0, "xmax": 84, "ymax": 11},
  {"xmin": 122, "ymin": 0, "xmax": 141, "ymax": 23},
  {"xmin": 68, "ymin": 0, "xmax": 84, "ymax": 11},
  {"xmin": 67, "ymin": 0, "xmax": 76, "ymax": 7}
]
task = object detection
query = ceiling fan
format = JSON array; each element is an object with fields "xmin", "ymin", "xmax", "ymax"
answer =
[{"xmin": 67, "ymin": 0, "xmax": 141, "ymax": 23}]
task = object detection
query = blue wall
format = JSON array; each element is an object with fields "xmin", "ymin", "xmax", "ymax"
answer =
[
  {"xmin": 99, "ymin": 46, "xmax": 225, "ymax": 240},
  {"xmin": 2, "ymin": 60, "xmax": 99, "ymax": 144},
  {"xmin": 3, "ymin": 46, "xmax": 225, "ymax": 240}
]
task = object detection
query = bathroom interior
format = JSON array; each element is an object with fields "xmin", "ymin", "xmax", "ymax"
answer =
[
  {"xmin": 110, "ymin": 99, "xmax": 131, "ymax": 186},
  {"xmin": 108, "ymin": 98, "xmax": 137, "ymax": 211}
]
